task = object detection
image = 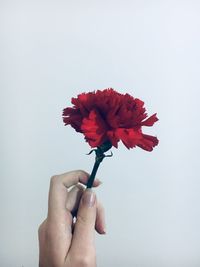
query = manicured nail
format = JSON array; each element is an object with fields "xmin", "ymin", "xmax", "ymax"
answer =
[{"xmin": 82, "ymin": 189, "xmax": 96, "ymax": 207}]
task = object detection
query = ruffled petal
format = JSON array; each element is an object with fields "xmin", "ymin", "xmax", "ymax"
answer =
[
  {"xmin": 137, "ymin": 134, "xmax": 159, "ymax": 151},
  {"xmin": 81, "ymin": 109, "xmax": 107, "ymax": 147},
  {"xmin": 141, "ymin": 113, "xmax": 159, "ymax": 126},
  {"xmin": 107, "ymin": 130, "xmax": 119, "ymax": 148},
  {"xmin": 63, "ymin": 88, "xmax": 159, "ymax": 151},
  {"xmin": 115, "ymin": 128, "xmax": 143, "ymax": 149},
  {"xmin": 62, "ymin": 107, "xmax": 83, "ymax": 131}
]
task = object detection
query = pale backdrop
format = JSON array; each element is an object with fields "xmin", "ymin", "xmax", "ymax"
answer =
[{"xmin": 1, "ymin": 1, "xmax": 200, "ymax": 266}]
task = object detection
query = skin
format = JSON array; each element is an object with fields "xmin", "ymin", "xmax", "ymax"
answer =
[{"xmin": 38, "ymin": 170, "xmax": 106, "ymax": 267}]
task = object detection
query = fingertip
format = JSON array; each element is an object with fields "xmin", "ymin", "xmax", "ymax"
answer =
[
  {"xmin": 77, "ymin": 171, "xmax": 102, "ymax": 187},
  {"xmin": 101, "ymin": 229, "xmax": 106, "ymax": 235},
  {"xmin": 92, "ymin": 179, "xmax": 103, "ymax": 187},
  {"xmin": 95, "ymin": 201, "xmax": 106, "ymax": 235},
  {"xmin": 96, "ymin": 226, "xmax": 106, "ymax": 235},
  {"xmin": 77, "ymin": 170, "xmax": 90, "ymax": 183}
]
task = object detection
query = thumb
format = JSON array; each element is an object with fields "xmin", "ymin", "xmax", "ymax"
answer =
[{"xmin": 70, "ymin": 189, "xmax": 97, "ymax": 253}]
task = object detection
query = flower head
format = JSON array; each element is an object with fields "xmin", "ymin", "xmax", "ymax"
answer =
[{"xmin": 62, "ymin": 88, "xmax": 159, "ymax": 151}]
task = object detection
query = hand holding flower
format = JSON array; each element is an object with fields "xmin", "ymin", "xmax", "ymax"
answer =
[{"xmin": 38, "ymin": 170, "xmax": 105, "ymax": 267}]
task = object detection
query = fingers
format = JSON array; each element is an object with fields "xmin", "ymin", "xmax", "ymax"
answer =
[
  {"xmin": 55, "ymin": 170, "xmax": 101, "ymax": 188},
  {"xmin": 95, "ymin": 202, "xmax": 106, "ymax": 234},
  {"xmin": 41, "ymin": 170, "xmax": 103, "ymax": 266},
  {"xmin": 66, "ymin": 184, "xmax": 85, "ymax": 214},
  {"xmin": 48, "ymin": 170, "xmax": 101, "ymax": 222},
  {"xmin": 66, "ymin": 184, "xmax": 106, "ymax": 235},
  {"xmin": 69, "ymin": 189, "xmax": 97, "ymax": 255},
  {"xmin": 57, "ymin": 170, "xmax": 89, "ymax": 188}
]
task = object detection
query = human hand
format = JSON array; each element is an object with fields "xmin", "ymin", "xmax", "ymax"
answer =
[{"xmin": 38, "ymin": 170, "xmax": 106, "ymax": 267}]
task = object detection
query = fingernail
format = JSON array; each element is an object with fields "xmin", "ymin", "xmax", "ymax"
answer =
[
  {"xmin": 102, "ymin": 228, "xmax": 106, "ymax": 235},
  {"xmin": 102, "ymin": 221, "xmax": 106, "ymax": 234},
  {"xmin": 82, "ymin": 189, "xmax": 96, "ymax": 207},
  {"xmin": 96, "ymin": 179, "xmax": 103, "ymax": 185}
]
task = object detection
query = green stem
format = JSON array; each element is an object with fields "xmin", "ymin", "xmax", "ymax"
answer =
[
  {"xmin": 86, "ymin": 141, "xmax": 113, "ymax": 188},
  {"xmin": 86, "ymin": 160, "xmax": 101, "ymax": 188}
]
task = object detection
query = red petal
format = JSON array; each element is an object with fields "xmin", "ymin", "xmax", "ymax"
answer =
[
  {"xmin": 137, "ymin": 134, "xmax": 159, "ymax": 151},
  {"xmin": 114, "ymin": 128, "xmax": 159, "ymax": 151},
  {"xmin": 62, "ymin": 107, "xmax": 83, "ymax": 131},
  {"xmin": 115, "ymin": 128, "xmax": 142, "ymax": 149},
  {"xmin": 107, "ymin": 130, "xmax": 119, "ymax": 148},
  {"xmin": 63, "ymin": 88, "xmax": 159, "ymax": 151},
  {"xmin": 141, "ymin": 113, "xmax": 159, "ymax": 126},
  {"xmin": 81, "ymin": 109, "xmax": 107, "ymax": 147}
]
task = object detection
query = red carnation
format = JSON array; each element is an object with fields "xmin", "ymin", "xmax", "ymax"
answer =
[{"xmin": 62, "ymin": 88, "xmax": 159, "ymax": 152}]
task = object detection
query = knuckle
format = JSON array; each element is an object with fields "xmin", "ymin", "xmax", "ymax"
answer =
[
  {"xmin": 38, "ymin": 224, "xmax": 42, "ymax": 236},
  {"xmin": 38, "ymin": 220, "xmax": 46, "ymax": 236},
  {"xmin": 45, "ymin": 222, "xmax": 55, "ymax": 240},
  {"xmin": 50, "ymin": 175, "xmax": 59, "ymax": 185},
  {"xmin": 76, "ymin": 214, "xmax": 88, "ymax": 225},
  {"xmin": 73, "ymin": 254, "xmax": 94, "ymax": 267},
  {"xmin": 76, "ymin": 169, "xmax": 86, "ymax": 174},
  {"xmin": 38, "ymin": 220, "xmax": 47, "ymax": 245},
  {"xmin": 76, "ymin": 169, "xmax": 88, "ymax": 178}
]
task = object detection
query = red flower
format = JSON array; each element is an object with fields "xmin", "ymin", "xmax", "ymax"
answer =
[{"xmin": 62, "ymin": 88, "xmax": 159, "ymax": 151}]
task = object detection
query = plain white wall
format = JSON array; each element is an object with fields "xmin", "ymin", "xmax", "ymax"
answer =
[{"xmin": 1, "ymin": 1, "xmax": 200, "ymax": 266}]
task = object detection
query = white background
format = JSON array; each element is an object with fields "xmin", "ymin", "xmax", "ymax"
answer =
[{"xmin": 1, "ymin": 1, "xmax": 200, "ymax": 266}]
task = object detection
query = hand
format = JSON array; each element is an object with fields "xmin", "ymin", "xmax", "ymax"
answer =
[{"xmin": 38, "ymin": 170, "xmax": 106, "ymax": 267}]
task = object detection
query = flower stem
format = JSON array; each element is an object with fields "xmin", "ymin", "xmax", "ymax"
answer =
[
  {"xmin": 86, "ymin": 141, "xmax": 113, "ymax": 188},
  {"xmin": 87, "ymin": 160, "xmax": 101, "ymax": 188}
]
